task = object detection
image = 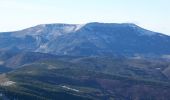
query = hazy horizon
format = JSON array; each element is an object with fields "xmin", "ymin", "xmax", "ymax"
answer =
[{"xmin": 0, "ymin": 0, "xmax": 170, "ymax": 35}]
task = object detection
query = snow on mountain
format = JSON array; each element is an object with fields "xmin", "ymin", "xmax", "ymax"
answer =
[{"xmin": 0, "ymin": 22, "xmax": 170, "ymax": 57}]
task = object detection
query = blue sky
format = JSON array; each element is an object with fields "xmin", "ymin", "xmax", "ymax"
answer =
[{"xmin": 0, "ymin": 0, "xmax": 170, "ymax": 35}]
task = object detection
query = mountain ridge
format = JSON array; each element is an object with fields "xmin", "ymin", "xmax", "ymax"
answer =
[{"xmin": 0, "ymin": 22, "xmax": 170, "ymax": 56}]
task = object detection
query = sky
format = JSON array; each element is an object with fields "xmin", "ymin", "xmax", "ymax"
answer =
[{"xmin": 0, "ymin": 0, "xmax": 170, "ymax": 35}]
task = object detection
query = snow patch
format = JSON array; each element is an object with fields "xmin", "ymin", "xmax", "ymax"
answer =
[
  {"xmin": 27, "ymin": 71, "xmax": 34, "ymax": 74},
  {"xmin": 0, "ymin": 81, "xmax": 15, "ymax": 86},
  {"xmin": 61, "ymin": 85, "xmax": 80, "ymax": 92},
  {"xmin": 39, "ymin": 43, "xmax": 48, "ymax": 49},
  {"xmin": 0, "ymin": 61, "xmax": 4, "ymax": 65},
  {"xmin": 156, "ymin": 68, "xmax": 161, "ymax": 70},
  {"xmin": 162, "ymin": 55, "xmax": 170, "ymax": 59},
  {"xmin": 63, "ymin": 26, "xmax": 75, "ymax": 33},
  {"xmin": 36, "ymin": 29, "xmax": 43, "ymax": 33},
  {"xmin": 47, "ymin": 65, "xmax": 56, "ymax": 70},
  {"xmin": 74, "ymin": 24, "xmax": 86, "ymax": 31}
]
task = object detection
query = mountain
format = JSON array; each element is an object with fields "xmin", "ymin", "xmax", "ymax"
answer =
[
  {"xmin": 1, "ymin": 22, "xmax": 170, "ymax": 99},
  {"xmin": 0, "ymin": 22, "xmax": 170, "ymax": 56}
]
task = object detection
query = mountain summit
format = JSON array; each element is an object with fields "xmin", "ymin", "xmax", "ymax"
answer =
[{"xmin": 0, "ymin": 22, "xmax": 170, "ymax": 56}]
